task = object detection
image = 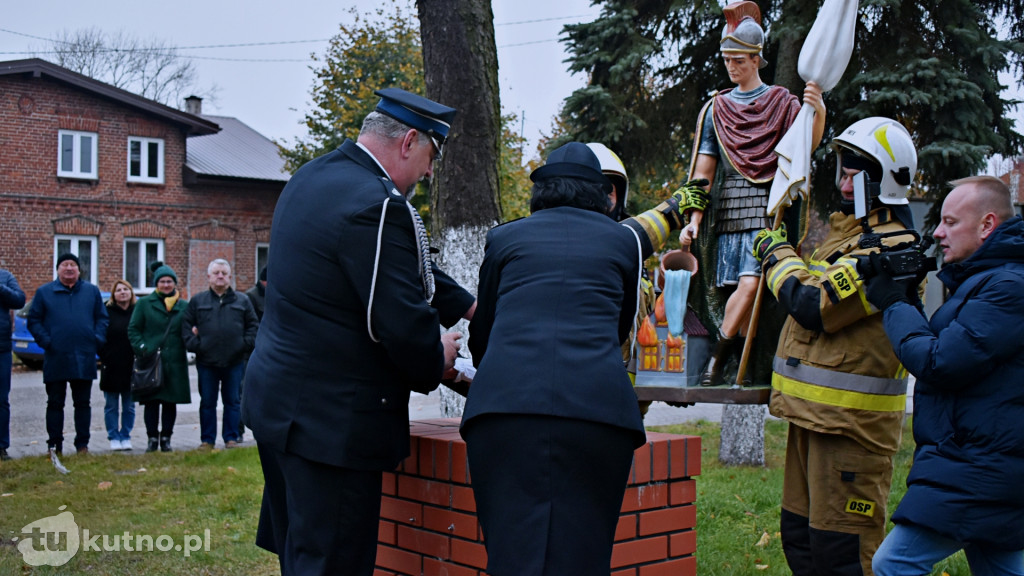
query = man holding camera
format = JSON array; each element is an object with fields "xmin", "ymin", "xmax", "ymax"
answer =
[
  {"xmin": 867, "ymin": 176, "xmax": 1024, "ymax": 575},
  {"xmin": 752, "ymin": 117, "xmax": 921, "ymax": 575}
]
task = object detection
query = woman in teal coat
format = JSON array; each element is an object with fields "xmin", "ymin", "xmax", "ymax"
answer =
[{"xmin": 128, "ymin": 262, "xmax": 190, "ymax": 452}]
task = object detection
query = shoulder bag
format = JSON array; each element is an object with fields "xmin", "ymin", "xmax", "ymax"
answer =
[{"xmin": 131, "ymin": 315, "xmax": 175, "ymax": 395}]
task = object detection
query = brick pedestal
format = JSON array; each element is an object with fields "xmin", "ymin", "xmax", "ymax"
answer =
[{"xmin": 376, "ymin": 418, "xmax": 700, "ymax": 576}]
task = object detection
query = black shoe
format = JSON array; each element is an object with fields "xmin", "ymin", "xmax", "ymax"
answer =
[
  {"xmin": 147, "ymin": 437, "xmax": 159, "ymax": 453},
  {"xmin": 0, "ymin": 448, "xmax": 10, "ymax": 461},
  {"xmin": 700, "ymin": 333, "xmax": 737, "ymax": 387},
  {"xmin": 160, "ymin": 436, "xmax": 172, "ymax": 452}
]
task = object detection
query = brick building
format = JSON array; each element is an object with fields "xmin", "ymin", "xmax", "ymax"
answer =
[
  {"xmin": 997, "ymin": 155, "xmax": 1024, "ymax": 209},
  {"xmin": 0, "ymin": 58, "xmax": 288, "ymax": 300}
]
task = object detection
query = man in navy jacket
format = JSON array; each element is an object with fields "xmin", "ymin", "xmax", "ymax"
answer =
[
  {"xmin": 0, "ymin": 267, "xmax": 26, "ymax": 461},
  {"xmin": 243, "ymin": 88, "xmax": 463, "ymax": 576},
  {"xmin": 864, "ymin": 176, "xmax": 1024, "ymax": 575},
  {"xmin": 27, "ymin": 253, "xmax": 108, "ymax": 455}
]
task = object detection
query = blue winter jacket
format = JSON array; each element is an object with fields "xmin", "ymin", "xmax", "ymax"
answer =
[
  {"xmin": 27, "ymin": 279, "xmax": 108, "ymax": 382},
  {"xmin": 882, "ymin": 215, "xmax": 1024, "ymax": 549},
  {"xmin": 0, "ymin": 269, "xmax": 26, "ymax": 353}
]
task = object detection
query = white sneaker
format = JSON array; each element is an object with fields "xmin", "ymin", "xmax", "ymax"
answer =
[
  {"xmin": 110, "ymin": 439, "xmax": 120, "ymax": 451},
  {"xmin": 121, "ymin": 439, "xmax": 132, "ymax": 451}
]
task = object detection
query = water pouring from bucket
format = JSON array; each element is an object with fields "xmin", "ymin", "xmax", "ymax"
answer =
[{"xmin": 659, "ymin": 248, "xmax": 698, "ymax": 337}]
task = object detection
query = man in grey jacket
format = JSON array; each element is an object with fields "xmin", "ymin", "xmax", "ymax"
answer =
[{"xmin": 183, "ymin": 259, "xmax": 258, "ymax": 449}]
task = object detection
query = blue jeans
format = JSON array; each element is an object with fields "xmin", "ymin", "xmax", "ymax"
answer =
[
  {"xmin": 104, "ymin": 391, "xmax": 135, "ymax": 441},
  {"xmin": 715, "ymin": 229, "xmax": 762, "ymax": 287},
  {"xmin": 1, "ymin": 351, "xmax": 11, "ymax": 450},
  {"xmin": 198, "ymin": 363, "xmax": 243, "ymax": 444},
  {"xmin": 874, "ymin": 523, "xmax": 1024, "ymax": 576},
  {"xmin": 45, "ymin": 379, "xmax": 92, "ymax": 450}
]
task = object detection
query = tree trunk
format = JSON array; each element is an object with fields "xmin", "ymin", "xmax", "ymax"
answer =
[{"xmin": 417, "ymin": 0, "xmax": 502, "ymax": 417}]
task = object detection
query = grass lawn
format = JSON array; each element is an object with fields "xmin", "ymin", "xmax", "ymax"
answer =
[{"xmin": 1, "ymin": 417, "xmax": 971, "ymax": 575}]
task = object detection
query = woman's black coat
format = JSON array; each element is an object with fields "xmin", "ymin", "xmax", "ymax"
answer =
[{"xmin": 99, "ymin": 302, "xmax": 135, "ymax": 394}]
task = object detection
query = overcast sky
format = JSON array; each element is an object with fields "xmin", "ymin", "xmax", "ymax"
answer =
[
  {"xmin": 0, "ymin": 0, "xmax": 600, "ymax": 155},
  {"xmin": 4, "ymin": 2, "xmax": 1020, "ymax": 171}
]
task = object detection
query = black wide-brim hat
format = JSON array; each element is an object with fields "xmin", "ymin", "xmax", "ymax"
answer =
[{"xmin": 530, "ymin": 142, "xmax": 613, "ymax": 195}]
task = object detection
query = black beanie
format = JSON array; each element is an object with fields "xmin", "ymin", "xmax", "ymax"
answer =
[{"xmin": 56, "ymin": 253, "xmax": 81, "ymax": 270}]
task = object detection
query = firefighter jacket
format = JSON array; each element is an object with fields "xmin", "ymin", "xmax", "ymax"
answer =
[{"xmin": 764, "ymin": 207, "xmax": 915, "ymax": 456}]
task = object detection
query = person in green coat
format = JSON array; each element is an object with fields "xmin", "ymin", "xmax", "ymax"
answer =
[{"xmin": 127, "ymin": 262, "xmax": 190, "ymax": 453}]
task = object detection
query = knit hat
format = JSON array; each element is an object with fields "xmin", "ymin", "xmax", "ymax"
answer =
[
  {"xmin": 56, "ymin": 253, "xmax": 81, "ymax": 270},
  {"xmin": 149, "ymin": 261, "xmax": 178, "ymax": 284},
  {"xmin": 259, "ymin": 265, "xmax": 268, "ymax": 282}
]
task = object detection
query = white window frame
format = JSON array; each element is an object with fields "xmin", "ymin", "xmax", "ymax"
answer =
[
  {"xmin": 57, "ymin": 130, "xmax": 98, "ymax": 180},
  {"xmin": 53, "ymin": 235, "xmax": 99, "ymax": 285},
  {"xmin": 127, "ymin": 137, "xmax": 165, "ymax": 184},
  {"xmin": 124, "ymin": 238, "xmax": 166, "ymax": 294}
]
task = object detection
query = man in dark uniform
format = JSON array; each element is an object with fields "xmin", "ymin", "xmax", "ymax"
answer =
[{"xmin": 242, "ymin": 88, "xmax": 463, "ymax": 576}]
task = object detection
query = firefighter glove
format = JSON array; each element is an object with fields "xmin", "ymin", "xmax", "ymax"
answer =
[
  {"xmin": 752, "ymin": 224, "xmax": 790, "ymax": 263},
  {"xmin": 864, "ymin": 252, "xmax": 912, "ymax": 311},
  {"xmin": 668, "ymin": 179, "xmax": 710, "ymax": 214}
]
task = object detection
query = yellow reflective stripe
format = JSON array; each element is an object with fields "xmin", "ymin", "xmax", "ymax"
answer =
[
  {"xmin": 874, "ymin": 125, "xmax": 896, "ymax": 161},
  {"xmin": 806, "ymin": 258, "xmax": 828, "ymax": 276},
  {"xmin": 634, "ymin": 211, "xmax": 670, "ymax": 248},
  {"xmin": 772, "ymin": 372, "xmax": 906, "ymax": 412},
  {"xmin": 767, "ymin": 257, "xmax": 805, "ymax": 296}
]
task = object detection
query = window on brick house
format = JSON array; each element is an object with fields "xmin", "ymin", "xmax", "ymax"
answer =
[
  {"xmin": 54, "ymin": 235, "xmax": 98, "ymax": 285},
  {"xmin": 256, "ymin": 243, "xmax": 269, "ymax": 282},
  {"xmin": 127, "ymin": 137, "xmax": 164, "ymax": 184},
  {"xmin": 57, "ymin": 130, "xmax": 98, "ymax": 180},
  {"xmin": 124, "ymin": 239, "xmax": 165, "ymax": 293}
]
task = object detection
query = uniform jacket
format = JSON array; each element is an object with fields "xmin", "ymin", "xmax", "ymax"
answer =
[
  {"xmin": 883, "ymin": 215, "xmax": 1024, "ymax": 549},
  {"xmin": 462, "ymin": 207, "xmax": 647, "ymax": 448},
  {"xmin": 767, "ymin": 208, "xmax": 915, "ymax": 455},
  {"xmin": 182, "ymin": 287, "xmax": 259, "ymax": 368},
  {"xmin": 127, "ymin": 292, "xmax": 190, "ymax": 404},
  {"xmin": 99, "ymin": 302, "xmax": 135, "ymax": 394},
  {"xmin": 27, "ymin": 279, "xmax": 108, "ymax": 382},
  {"xmin": 0, "ymin": 269, "xmax": 26, "ymax": 352},
  {"xmin": 243, "ymin": 139, "xmax": 450, "ymax": 471}
]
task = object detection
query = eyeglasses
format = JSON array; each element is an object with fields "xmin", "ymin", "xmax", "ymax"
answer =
[{"xmin": 429, "ymin": 135, "xmax": 444, "ymax": 161}]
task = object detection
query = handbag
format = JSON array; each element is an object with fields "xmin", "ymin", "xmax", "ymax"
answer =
[{"xmin": 131, "ymin": 316, "xmax": 175, "ymax": 395}]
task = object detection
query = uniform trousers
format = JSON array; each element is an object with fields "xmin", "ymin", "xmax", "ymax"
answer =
[
  {"xmin": 256, "ymin": 442, "xmax": 382, "ymax": 576},
  {"xmin": 463, "ymin": 413, "xmax": 636, "ymax": 576},
  {"xmin": 781, "ymin": 423, "xmax": 893, "ymax": 576}
]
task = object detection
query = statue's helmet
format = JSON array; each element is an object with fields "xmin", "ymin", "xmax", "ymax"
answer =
[{"xmin": 720, "ymin": 1, "xmax": 767, "ymax": 69}]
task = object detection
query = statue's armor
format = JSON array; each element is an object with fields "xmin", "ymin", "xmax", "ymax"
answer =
[{"xmin": 715, "ymin": 174, "xmax": 770, "ymax": 234}]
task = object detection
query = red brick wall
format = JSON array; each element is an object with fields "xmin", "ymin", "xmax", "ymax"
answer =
[
  {"xmin": 0, "ymin": 73, "xmax": 282, "ymax": 300},
  {"xmin": 376, "ymin": 419, "xmax": 700, "ymax": 576}
]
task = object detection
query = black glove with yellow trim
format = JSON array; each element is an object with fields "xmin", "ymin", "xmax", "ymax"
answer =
[{"xmin": 752, "ymin": 224, "xmax": 790, "ymax": 264}]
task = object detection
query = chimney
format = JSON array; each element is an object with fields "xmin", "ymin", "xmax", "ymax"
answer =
[{"xmin": 185, "ymin": 95, "xmax": 202, "ymax": 115}]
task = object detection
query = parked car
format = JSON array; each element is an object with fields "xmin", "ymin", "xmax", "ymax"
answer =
[
  {"xmin": 13, "ymin": 293, "xmax": 196, "ymax": 370},
  {"xmin": 11, "ymin": 292, "xmax": 110, "ymax": 370}
]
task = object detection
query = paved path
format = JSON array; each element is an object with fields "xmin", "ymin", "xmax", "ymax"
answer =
[{"xmin": 5, "ymin": 363, "xmax": 741, "ymax": 461}]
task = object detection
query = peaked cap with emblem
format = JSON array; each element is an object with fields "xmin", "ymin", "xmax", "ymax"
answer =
[{"xmin": 374, "ymin": 88, "xmax": 457, "ymax": 146}]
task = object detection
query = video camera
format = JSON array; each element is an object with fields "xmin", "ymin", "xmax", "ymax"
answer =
[{"xmin": 856, "ymin": 229, "xmax": 938, "ymax": 281}]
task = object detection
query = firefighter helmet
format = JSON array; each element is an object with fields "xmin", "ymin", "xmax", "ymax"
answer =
[
  {"xmin": 831, "ymin": 117, "xmax": 917, "ymax": 205},
  {"xmin": 587, "ymin": 143, "xmax": 629, "ymax": 216}
]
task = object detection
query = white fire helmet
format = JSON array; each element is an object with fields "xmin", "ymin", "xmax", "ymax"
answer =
[
  {"xmin": 830, "ymin": 117, "xmax": 917, "ymax": 205},
  {"xmin": 586, "ymin": 143, "xmax": 630, "ymax": 210}
]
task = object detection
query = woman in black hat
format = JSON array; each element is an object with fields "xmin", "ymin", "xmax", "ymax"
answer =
[{"xmin": 461, "ymin": 142, "xmax": 647, "ymax": 576}]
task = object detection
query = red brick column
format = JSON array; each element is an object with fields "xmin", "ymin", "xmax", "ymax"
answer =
[{"xmin": 376, "ymin": 418, "xmax": 700, "ymax": 576}]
